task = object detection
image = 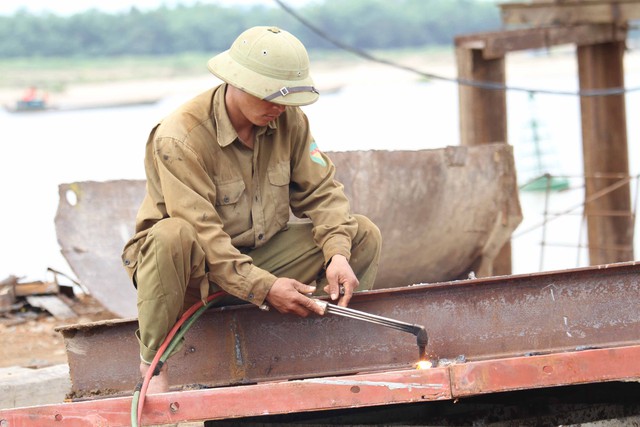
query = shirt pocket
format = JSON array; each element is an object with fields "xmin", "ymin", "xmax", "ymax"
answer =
[
  {"xmin": 215, "ymin": 178, "xmax": 248, "ymax": 234},
  {"xmin": 267, "ymin": 161, "xmax": 291, "ymax": 227}
]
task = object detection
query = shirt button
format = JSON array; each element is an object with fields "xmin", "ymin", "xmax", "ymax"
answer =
[
  {"xmin": 248, "ymin": 293, "xmax": 254, "ymax": 300},
  {"xmin": 258, "ymin": 234, "xmax": 264, "ymax": 240},
  {"xmin": 223, "ymin": 196, "xmax": 230, "ymax": 203},
  {"xmin": 124, "ymin": 259, "xmax": 131, "ymax": 266}
]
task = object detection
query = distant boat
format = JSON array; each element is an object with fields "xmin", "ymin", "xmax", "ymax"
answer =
[
  {"xmin": 4, "ymin": 86, "xmax": 52, "ymax": 112},
  {"xmin": 3, "ymin": 97, "xmax": 161, "ymax": 113},
  {"xmin": 12, "ymin": 99, "xmax": 49, "ymax": 111}
]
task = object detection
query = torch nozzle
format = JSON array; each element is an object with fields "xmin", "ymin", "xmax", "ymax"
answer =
[{"xmin": 416, "ymin": 327, "xmax": 429, "ymax": 360}]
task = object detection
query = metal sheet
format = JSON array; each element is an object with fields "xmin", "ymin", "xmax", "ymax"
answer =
[
  {"xmin": 0, "ymin": 368, "xmax": 451, "ymax": 427},
  {"xmin": 451, "ymin": 345, "xmax": 640, "ymax": 397},
  {"xmin": 54, "ymin": 179, "xmax": 145, "ymax": 318},
  {"xmin": 2, "ymin": 346, "xmax": 639, "ymax": 426},
  {"xmin": 54, "ymin": 144, "xmax": 521, "ymax": 317},
  {"xmin": 59, "ymin": 261, "xmax": 640, "ymax": 396}
]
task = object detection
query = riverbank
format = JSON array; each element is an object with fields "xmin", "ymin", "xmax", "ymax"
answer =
[
  {"xmin": 7, "ymin": 47, "xmax": 638, "ymax": 111},
  {"xmin": 0, "ymin": 49, "xmax": 449, "ymax": 108}
]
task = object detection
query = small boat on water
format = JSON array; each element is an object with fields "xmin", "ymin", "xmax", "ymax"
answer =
[
  {"xmin": 12, "ymin": 98, "xmax": 49, "ymax": 111},
  {"xmin": 3, "ymin": 95, "xmax": 161, "ymax": 113},
  {"xmin": 4, "ymin": 86, "xmax": 52, "ymax": 112}
]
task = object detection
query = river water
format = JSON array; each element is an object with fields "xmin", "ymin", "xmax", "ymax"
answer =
[{"xmin": 1, "ymin": 72, "xmax": 638, "ymax": 282}]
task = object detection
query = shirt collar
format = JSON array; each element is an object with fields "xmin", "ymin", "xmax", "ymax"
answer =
[
  {"xmin": 213, "ymin": 84, "xmax": 237, "ymax": 148},
  {"xmin": 214, "ymin": 84, "xmax": 278, "ymax": 147}
]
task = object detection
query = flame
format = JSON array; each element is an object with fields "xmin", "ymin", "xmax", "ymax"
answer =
[{"xmin": 416, "ymin": 359, "xmax": 433, "ymax": 370}]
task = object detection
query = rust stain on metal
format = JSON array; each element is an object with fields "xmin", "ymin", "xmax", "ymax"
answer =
[
  {"xmin": 451, "ymin": 345, "xmax": 640, "ymax": 397},
  {"xmin": 59, "ymin": 261, "xmax": 640, "ymax": 397}
]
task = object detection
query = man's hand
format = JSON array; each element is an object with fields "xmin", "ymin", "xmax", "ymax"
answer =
[
  {"xmin": 323, "ymin": 254, "xmax": 358, "ymax": 307},
  {"xmin": 265, "ymin": 278, "xmax": 324, "ymax": 317}
]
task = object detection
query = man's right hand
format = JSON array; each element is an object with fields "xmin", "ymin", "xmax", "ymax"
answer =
[{"xmin": 265, "ymin": 278, "xmax": 324, "ymax": 317}]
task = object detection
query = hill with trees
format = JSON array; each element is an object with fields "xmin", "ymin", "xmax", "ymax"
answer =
[{"xmin": 0, "ymin": 0, "xmax": 501, "ymax": 58}]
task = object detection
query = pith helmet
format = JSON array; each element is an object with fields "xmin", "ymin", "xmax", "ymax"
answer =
[{"xmin": 207, "ymin": 26, "xmax": 319, "ymax": 106}]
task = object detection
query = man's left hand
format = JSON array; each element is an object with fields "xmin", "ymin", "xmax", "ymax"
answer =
[{"xmin": 323, "ymin": 254, "xmax": 358, "ymax": 307}]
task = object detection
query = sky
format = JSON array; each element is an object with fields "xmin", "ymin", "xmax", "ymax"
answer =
[
  {"xmin": 0, "ymin": 0, "xmax": 314, "ymax": 16},
  {"xmin": 0, "ymin": 0, "xmax": 504, "ymax": 16}
]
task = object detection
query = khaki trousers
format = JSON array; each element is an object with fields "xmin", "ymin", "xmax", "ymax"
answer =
[{"xmin": 135, "ymin": 214, "xmax": 381, "ymax": 362}]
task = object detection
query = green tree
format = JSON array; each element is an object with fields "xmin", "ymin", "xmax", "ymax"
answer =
[{"xmin": 0, "ymin": 0, "xmax": 501, "ymax": 58}]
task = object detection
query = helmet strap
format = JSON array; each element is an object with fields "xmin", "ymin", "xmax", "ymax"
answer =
[{"xmin": 263, "ymin": 86, "xmax": 319, "ymax": 102}]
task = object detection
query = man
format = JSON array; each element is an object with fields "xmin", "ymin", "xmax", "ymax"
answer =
[{"xmin": 122, "ymin": 26, "xmax": 381, "ymax": 393}]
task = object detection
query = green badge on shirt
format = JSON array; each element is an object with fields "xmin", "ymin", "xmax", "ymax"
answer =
[{"xmin": 309, "ymin": 141, "xmax": 327, "ymax": 167}]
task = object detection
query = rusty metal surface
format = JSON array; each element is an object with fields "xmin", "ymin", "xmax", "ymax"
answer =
[
  {"xmin": 0, "ymin": 368, "xmax": 451, "ymax": 427},
  {"xmin": 451, "ymin": 344, "xmax": 640, "ymax": 397},
  {"xmin": 328, "ymin": 145, "xmax": 521, "ymax": 286},
  {"xmin": 59, "ymin": 261, "xmax": 640, "ymax": 396},
  {"xmin": 54, "ymin": 144, "xmax": 521, "ymax": 318},
  {"xmin": 2, "ymin": 346, "xmax": 640, "ymax": 426},
  {"xmin": 54, "ymin": 179, "xmax": 144, "ymax": 318}
]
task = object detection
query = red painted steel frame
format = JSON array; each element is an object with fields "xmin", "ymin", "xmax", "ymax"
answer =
[{"xmin": 2, "ymin": 345, "xmax": 639, "ymax": 427}]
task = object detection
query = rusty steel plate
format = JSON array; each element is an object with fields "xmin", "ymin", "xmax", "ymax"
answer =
[
  {"xmin": 58, "ymin": 261, "xmax": 640, "ymax": 397},
  {"xmin": 451, "ymin": 344, "xmax": 640, "ymax": 397}
]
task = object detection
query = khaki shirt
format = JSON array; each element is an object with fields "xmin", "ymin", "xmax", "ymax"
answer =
[{"xmin": 122, "ymin": 84, "xmax": 357, "ymax": 306}]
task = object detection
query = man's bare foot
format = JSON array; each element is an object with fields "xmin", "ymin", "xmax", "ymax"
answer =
[{"xmin": 139, "ymin": 362, "xmax": 169, "ymax": 394}]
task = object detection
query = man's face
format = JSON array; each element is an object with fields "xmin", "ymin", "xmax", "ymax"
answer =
[{"xmin": 235, "ymin": 88, "xmax": 287, "ymax": 127}]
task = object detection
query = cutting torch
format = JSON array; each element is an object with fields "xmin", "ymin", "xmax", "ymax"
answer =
[{"xmin": 313, "ymin": 299, "xmax": 429, "ymax": 360}]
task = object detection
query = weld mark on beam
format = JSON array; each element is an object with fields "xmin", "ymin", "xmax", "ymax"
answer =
[{"xmin": 303, "ymin": 378, "xmax": 444, "ymax": 390}]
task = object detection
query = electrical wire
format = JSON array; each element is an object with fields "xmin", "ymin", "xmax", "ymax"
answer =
[{"xmin": 274, "ymin": 0, "xmax": 640, "ymax": 97}]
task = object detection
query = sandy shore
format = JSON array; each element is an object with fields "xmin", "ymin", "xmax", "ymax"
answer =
[
  {"xmin": 0, "ymin": 50, "xmax": 455, "ymax": 108},
  {"xmin": 1, "ymin": 48, "xmax": 638, "ymax": 109}
]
